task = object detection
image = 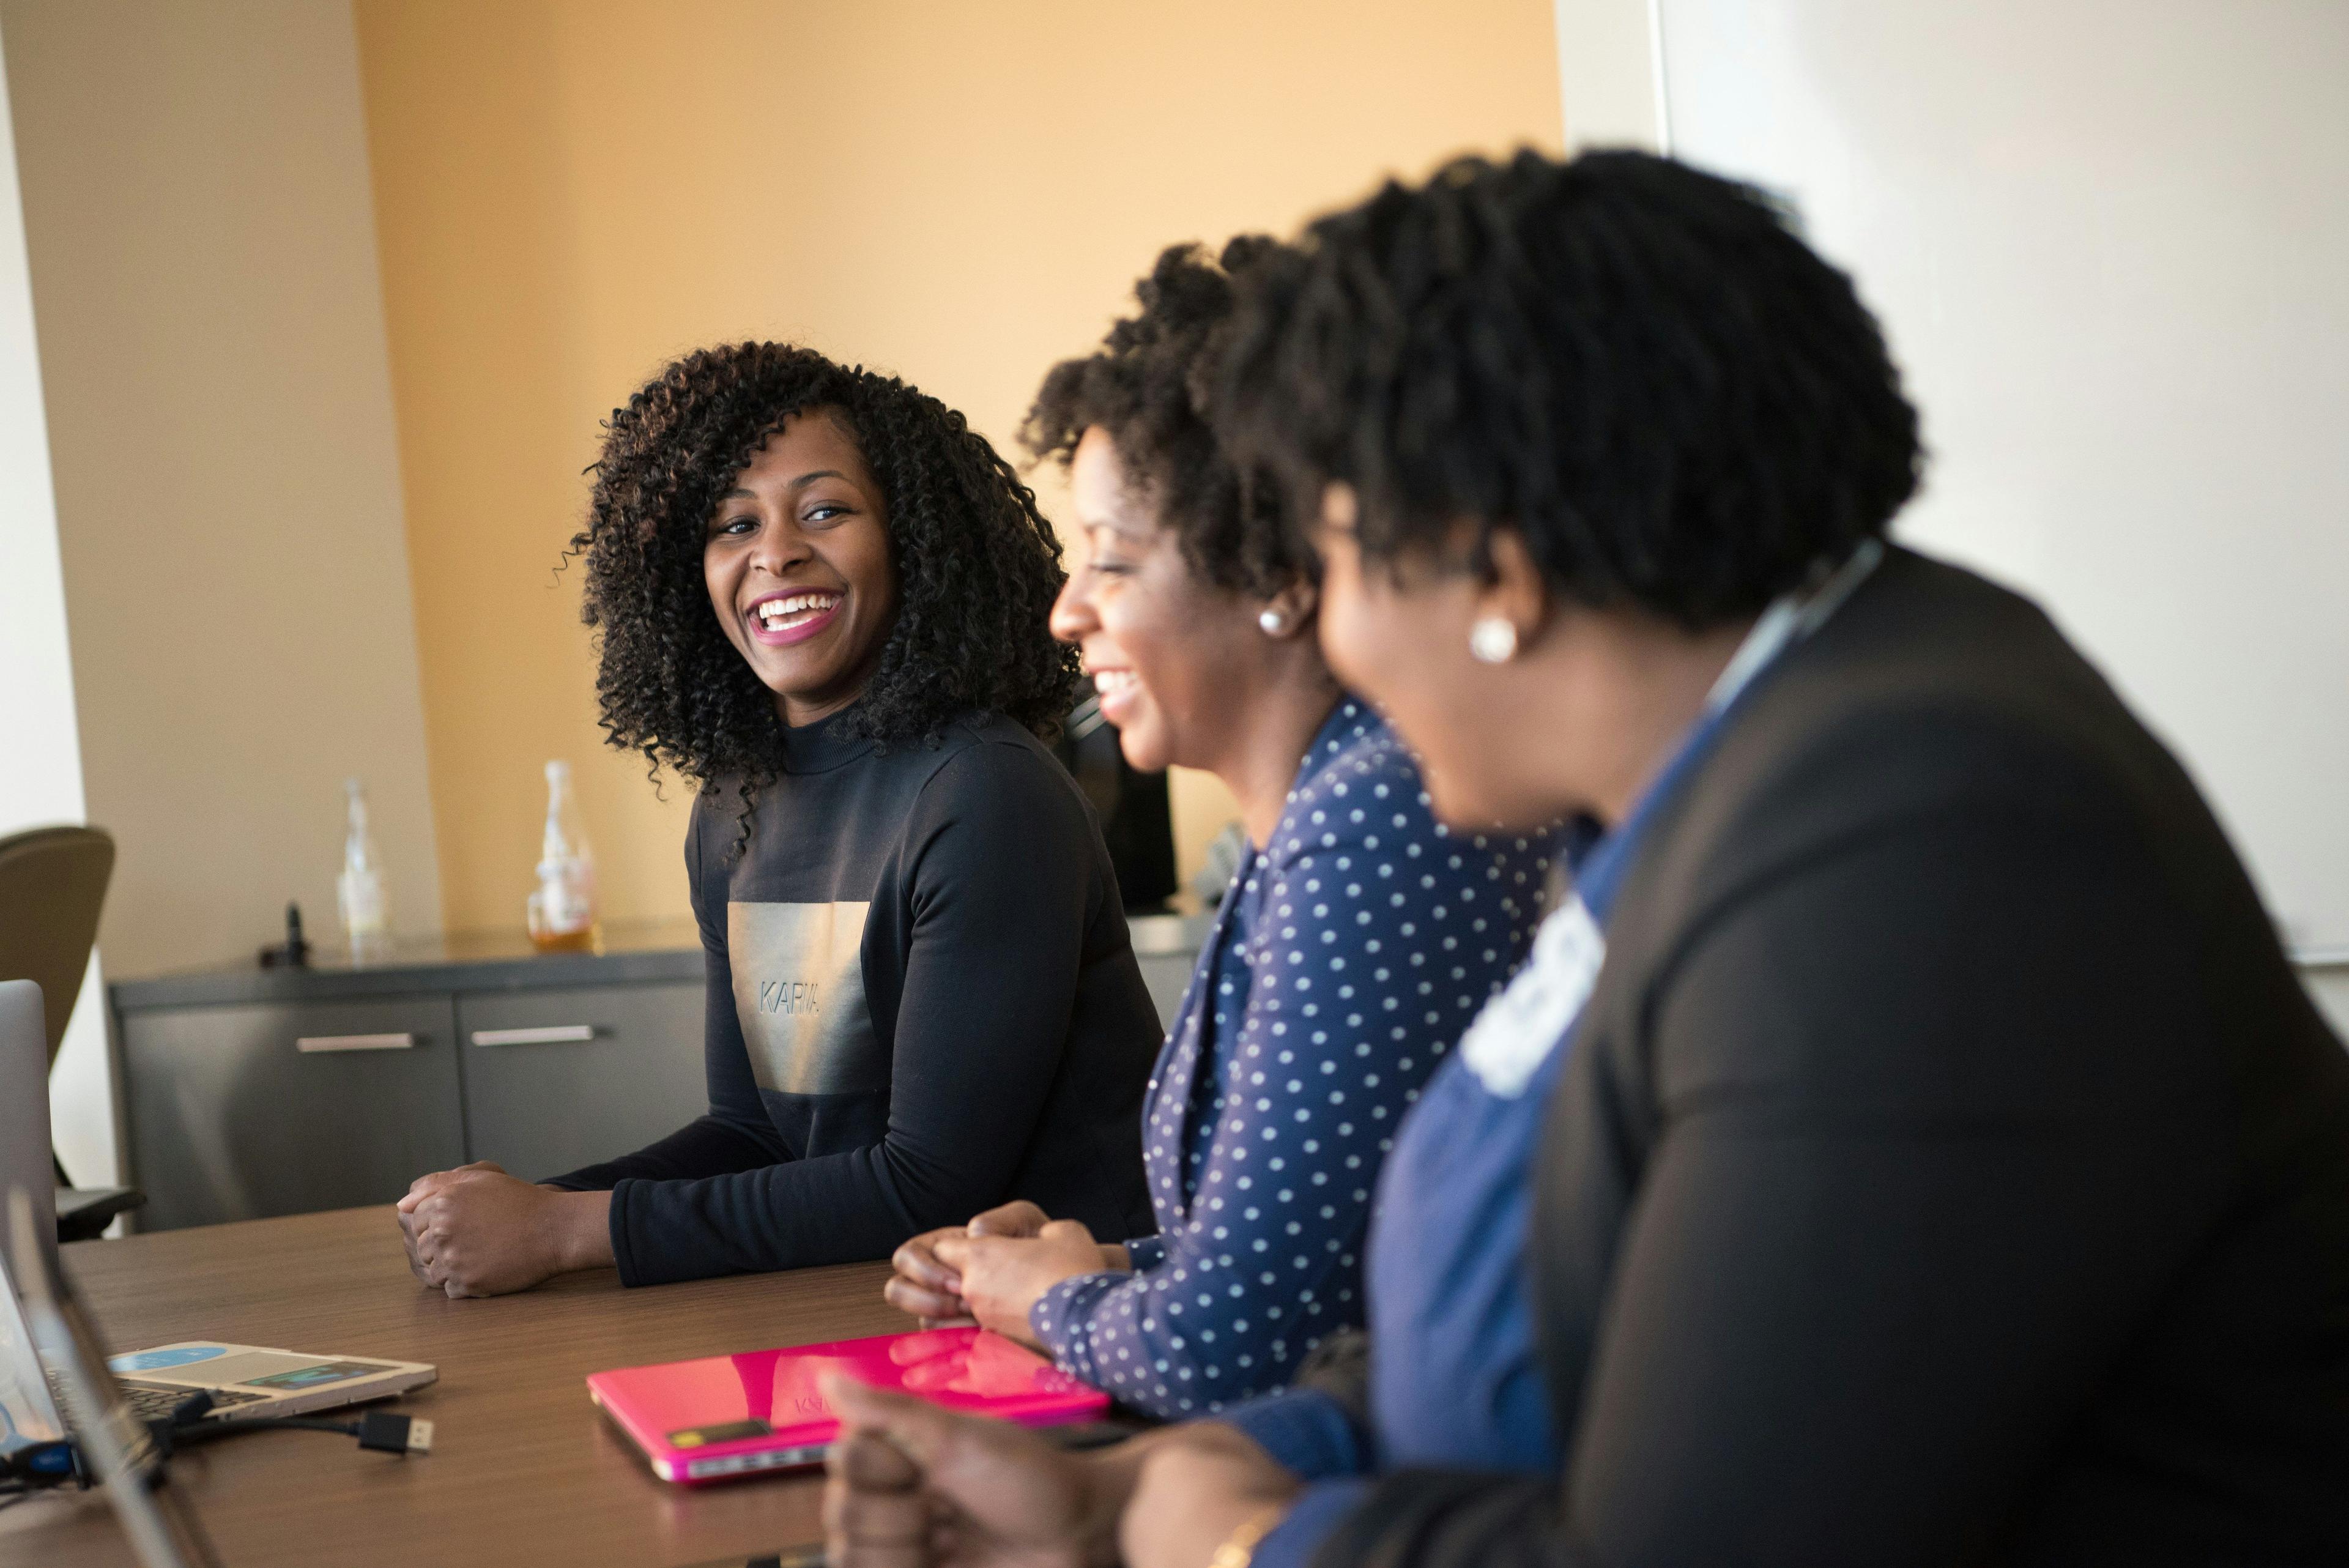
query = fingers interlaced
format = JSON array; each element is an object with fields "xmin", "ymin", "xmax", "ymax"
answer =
[
  {"xmin": 826, "ymin": 1430, "xmax": 930, "ymax": 1568},
  {"xmin": 842, "ymin": 1428, "xmax": 924, "ymax": 1491},
  {"xmin": 884, "ymin": 1277, "xmax": 965, "ymax": 1321},
  {"xmin": 966, "ymin": 1199, "xmax": 1048, "ymax": 1236},
  {"xmin": 894, "ymin": 1232, "xmax": 963, "ymax": 1289}
]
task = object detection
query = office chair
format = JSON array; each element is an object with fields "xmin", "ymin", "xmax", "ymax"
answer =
[{"xmin": 0, "ymin": 824, "xmax": 143, "ymax": 1240}]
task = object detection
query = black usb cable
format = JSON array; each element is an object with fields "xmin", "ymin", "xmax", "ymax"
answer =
[
  {"xmin": 160, "ymin": 1392, "xmax": 434, "ymax": 1456},
  {"xmin": 0, "ymin": 1393, "xmax": 432, "ymax": 1509},
  {"xmin": 0, "ymin": 1395, "xmax": 428, "ymax": 1527}
]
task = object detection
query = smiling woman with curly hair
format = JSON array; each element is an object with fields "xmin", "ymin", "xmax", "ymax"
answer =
[
  {"xmin": 580, "ymin": 342, "xmax": 1084, "ymax": 807},
  {"xmin": 395, "ymin": 343, "xmax": 1163, "ymax": 1297}
]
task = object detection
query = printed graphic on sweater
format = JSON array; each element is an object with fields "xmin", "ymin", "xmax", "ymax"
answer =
[{"xmin": 727, "ymin": 901, "xmax": 883, "ymax": 1096}]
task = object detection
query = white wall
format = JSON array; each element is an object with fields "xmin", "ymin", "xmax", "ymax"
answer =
[
  {"xmin": 1553, "ymin": 0, "xmax": 1668, "ymax": 150},
  {"xmin": 1655, "ymin": 0, "xmax": 2349, "ymax": 957},
  {"xmin": 1552, "ymin": 0, "xmax": 2349, "ymax": 1036},
  {"xmin": 1, "ymin": 0, "xmax": 444, "ymax": 980},
  {"xmin": 0, "ymin": 22, "xmax": 115, "ymax": 1186}
]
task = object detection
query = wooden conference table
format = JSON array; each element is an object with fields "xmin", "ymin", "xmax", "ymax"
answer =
[{"xmin": 1, "ymin": 1206, "xmax": 906, "ymax": 1567}]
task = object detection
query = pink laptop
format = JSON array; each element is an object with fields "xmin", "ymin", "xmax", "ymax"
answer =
[{"xmin": 587, "ymin": 1325, "xmax": 1110, "ymax": 1484}]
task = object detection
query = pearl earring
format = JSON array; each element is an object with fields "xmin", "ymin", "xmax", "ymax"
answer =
[
  {"xmin": 1469, "ymin": 616, "xmax": 1519, "ymax": 664},
  {"xmin": 1258, "ymin": 609, "xmax": 1289, "ymax": 636}
]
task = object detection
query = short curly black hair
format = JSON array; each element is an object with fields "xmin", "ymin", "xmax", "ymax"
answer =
[
  {"xmin": 1021, "ymin": 237, "xmax": 1305, "ymax": 597},
  {"xmin": 574, "ymin": 342, "xmax": 1080, "ymax": 815},
  {"xmin": 1213, "ymin": 149, "xmax": 1924, "ymax": 627}
]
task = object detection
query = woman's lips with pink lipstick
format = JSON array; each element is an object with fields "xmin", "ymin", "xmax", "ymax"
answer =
[{"xmin": 748, "ymin": 590, "xmax": 844, "ymax": 646}]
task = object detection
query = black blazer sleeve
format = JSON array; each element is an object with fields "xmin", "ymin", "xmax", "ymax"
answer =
[{"xmin": 1315, "ymin": 711, "xmax": 2299, "ymax": 1567}]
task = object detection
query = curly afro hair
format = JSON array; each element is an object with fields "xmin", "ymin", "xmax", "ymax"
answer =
[
  {"xmin": 1213, "ymin": 149, "xmax": 1924, "ymax": 627},
  {"xmin": 574, "ymin": 341, "xmax": 1080, "ymax": 816},
  {"xmin": 1021, "ymin": 237, "xmax": 1306, "ymax": 598}
]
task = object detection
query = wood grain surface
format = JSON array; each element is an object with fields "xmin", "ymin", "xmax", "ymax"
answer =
[{"xmin": 0, "ymin": 1206, "xmax": 904, "ymax": 1567}]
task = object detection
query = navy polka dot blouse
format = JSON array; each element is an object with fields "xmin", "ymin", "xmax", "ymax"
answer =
[{"xmin": 1030, "ymin": 699, "xmax": 1554, "ymax": 1418}]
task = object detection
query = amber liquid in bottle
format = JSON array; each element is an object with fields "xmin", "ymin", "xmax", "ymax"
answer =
[
  {"xmin": 525, "ymin": 760, "xmax": 600, "ymax": 954},
  {"xmin": 529, "ymin": 925, "xmax": 599, "ymax": 956}
]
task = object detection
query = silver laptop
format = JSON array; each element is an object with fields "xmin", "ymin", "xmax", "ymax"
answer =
[
  {"xmin": 8, "ymin": 1186, "xmax": 217, "ymax": 1568},
  {"xmin": 0, "ymin": 979, "xmax": 434, "ymax": 1438}
]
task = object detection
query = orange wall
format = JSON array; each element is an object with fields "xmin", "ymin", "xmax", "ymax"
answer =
[{"xmin": 354, "ymin": 0, "xmax": 1564, "ymax": 934}]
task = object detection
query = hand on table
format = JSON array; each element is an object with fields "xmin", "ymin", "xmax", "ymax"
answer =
[
  {"xmin": 929, "ymin": 1214, "xmax": 1129, "ymax": 1352},
  {"xmin": 822, "ymin": 1372, "xmax": 1124, "ymax": 1568},
  {"xmin": 395, "ymin": 1161, "xmax": 613, "ymax": 1298},
  {"xmin": 1121, "ymin": 1425, "xmax": 1302, "ymax": 1568},
  {"xmin": 823, "ymin": 1376, "xmax": 1296, "ymax": 1568}
]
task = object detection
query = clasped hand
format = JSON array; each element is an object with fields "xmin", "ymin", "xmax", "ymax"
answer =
[
  {"xmin": 885, "ymin": 1200, "xmax": 1129, "ymax": 1349},
  {"xmin": 823, "ymin": 1375, "xmax": 1299, "ymax": 1568},
  {"xmin": 395, "ymin": 1161, "xmax": 612, "ymax": 1298}
]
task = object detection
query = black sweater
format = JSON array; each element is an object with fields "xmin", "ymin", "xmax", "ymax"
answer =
[
  {"xmin": 551, "ymin": 709, "xmax": 1160, "ymax": 1286},
  {"xmin": 1310, "ymin": 550, "xmax": 2349, "ymax": 1566}
]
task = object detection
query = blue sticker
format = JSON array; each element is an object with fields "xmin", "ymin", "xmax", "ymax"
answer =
[{"xmin": 108, "ymin": 1345, "xmax": 227, "ymax": 1372}]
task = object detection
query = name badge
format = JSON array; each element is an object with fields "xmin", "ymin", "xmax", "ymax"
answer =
[{"xmin": 1458, "ymin": 896, "xmax": 1605, "ymax": 1099}]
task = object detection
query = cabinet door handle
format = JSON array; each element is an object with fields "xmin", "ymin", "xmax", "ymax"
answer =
[
  {"xmin": 469, "ymin": 1025, "xmax": 598, "ymax": 1047},
  {"xmin": 295, "ymin": 1032, "xmax": 417, "ymax": 1053}
]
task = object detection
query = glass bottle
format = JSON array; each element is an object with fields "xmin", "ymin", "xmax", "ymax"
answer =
[
  {"xmin": 336, "ymin": 777, "xmax": 394, "ymax": 964},
  {"xmin": 526, "ymin": 760, "xmax": 601, "ymax": 954}
]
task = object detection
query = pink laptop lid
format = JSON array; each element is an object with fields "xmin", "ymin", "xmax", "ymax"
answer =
[{"xmin": 587, "ymin": 1325, "xmax": 1109, "ymax": 1484}]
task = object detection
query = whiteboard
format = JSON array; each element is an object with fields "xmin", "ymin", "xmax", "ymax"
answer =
[{"xmin": 1650, "ymin": 1, "xmax": 2349, "ymax": 957}]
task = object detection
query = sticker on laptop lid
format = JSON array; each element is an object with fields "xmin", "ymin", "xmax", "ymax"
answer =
[
  {"xmin": 668, "ymin": 1418, "xmax": 774, "ymax": 1449},
  {"xmin": 108, "ymin": 1345, "xmax": 228, "ymax": 1372},
  {"xmin": 240, "ymin": 1359, "xmax": 387, "ymax": 1390}
]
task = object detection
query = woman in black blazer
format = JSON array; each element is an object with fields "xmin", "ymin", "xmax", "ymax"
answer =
[{"xmin": 820, "ymin": 152, "xmax": 2349, "ymax": 1568}]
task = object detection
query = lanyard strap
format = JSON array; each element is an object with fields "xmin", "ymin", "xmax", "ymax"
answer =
[{"xmin": 1704, "ymin": 538, "xmax": 1886, "ymax": 718}]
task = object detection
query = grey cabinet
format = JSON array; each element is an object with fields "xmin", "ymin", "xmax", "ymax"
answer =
[
  {"xmin": 456, "ymin": 981, "xmax": 707, "ymax": 1181},
  {"xmin": 116, "ymin": 979, "xmax": 707, "ymax": 1230},
  {"xmin": 111, "ymin": 916, "xmax": 1208, "ymax": 1232},
  {"xmin": 119, "ymin": 996, "xmax": 465, "ymax": 1231}
]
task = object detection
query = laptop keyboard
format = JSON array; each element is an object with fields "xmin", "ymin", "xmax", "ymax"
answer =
[
  {"xmin": 46, "ymin": 1367, "xmax": 270, "ymax": 1424},
  {"xmin": 124, "ymin": 1383, "xmax": 269, "ymax": 1420}
]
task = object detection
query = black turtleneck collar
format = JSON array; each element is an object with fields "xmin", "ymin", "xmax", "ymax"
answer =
[{"xmin": 777, "ymin": 702, "xmax": 880, "ymax": 775}]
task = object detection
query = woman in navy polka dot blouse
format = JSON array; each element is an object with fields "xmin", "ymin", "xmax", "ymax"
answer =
[{"xmin": 881, "ymin": 241, "xmax": 1553, "ymax": 1418}]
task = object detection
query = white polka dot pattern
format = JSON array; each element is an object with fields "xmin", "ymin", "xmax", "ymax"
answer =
[{"xmin": 1030, "ymin": 701, "xmax": 1554, "ymax": 1418}]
